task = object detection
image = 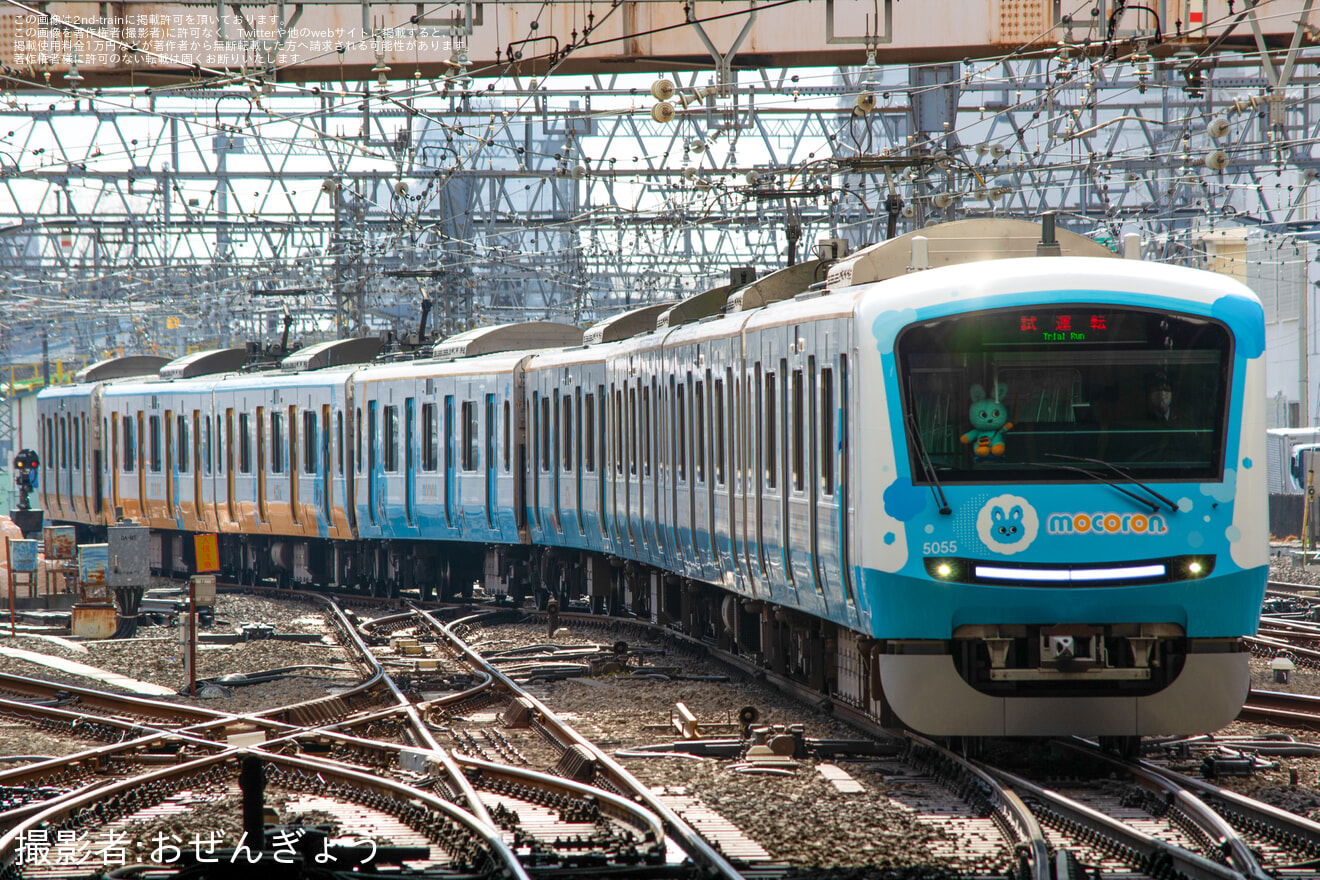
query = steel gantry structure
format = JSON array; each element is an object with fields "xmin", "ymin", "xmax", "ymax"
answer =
[{"xmin": 0, "ymin": 1, "xmax": 1317, "ymax": 368}]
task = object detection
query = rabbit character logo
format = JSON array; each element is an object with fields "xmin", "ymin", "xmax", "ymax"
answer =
[
  {"xmin": 961, "ymin": 383, "xmax": 1013, "ymax": 459},
  {"xmin": 976, "ymin": 494, "xmax": 1039, "ymax": 554},
  {"xmin": 991, "ymin": 505, "xmax": 1026, "ymax": 544}
]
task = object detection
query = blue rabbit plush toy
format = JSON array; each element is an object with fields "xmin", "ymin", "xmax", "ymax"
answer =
[{"xmin": 960, "ymin": 383, "xmax": 1013, "ymax": 459}]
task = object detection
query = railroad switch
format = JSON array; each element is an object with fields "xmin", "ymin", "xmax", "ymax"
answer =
[{"xmin": 1202, "ymin": 752, "xmax": 1257, "ymax": 779}]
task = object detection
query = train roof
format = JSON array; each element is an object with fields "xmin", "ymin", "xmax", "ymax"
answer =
[
  {"xmin": 827, "ymin": 217, "xmax": 1116, "ymax": 288},
  {"xmin": 431, "ymin": 322, "xmax": 583, "ymax": 361},
  {"xmin": 280, "ymin": 337, "xmax": 383, "ymax": 372},
  {"xmin": 355, "ymin": 349, "xmax": 532, "ymax": 382},
  {"xmin": 159, "ymin": 347, "xmax": 248, "ymax": 380},
  {"xmin": 73, "ymin": 355, "xmax": 171, "ymax": 384},
  {"xmin": 583, "ymin": 303, "xmax": 673, "ymax": 344}
]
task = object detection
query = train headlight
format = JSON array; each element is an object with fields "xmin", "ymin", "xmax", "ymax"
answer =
[
  {"xmin": 925, "ymin": 558, "xmax": 962, "ymax": 581},
  {"xmin": 1184, "ymin": 558, "xmax": 1209, "ymax": 578}
]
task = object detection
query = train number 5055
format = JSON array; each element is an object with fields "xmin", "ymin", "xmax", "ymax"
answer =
[{"xmin": 922, "ymin": 541, "xmax": 957, "ymax": 555}]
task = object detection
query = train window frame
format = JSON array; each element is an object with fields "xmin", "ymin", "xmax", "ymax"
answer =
[
  {"xmin": 764, "ymin": 371, "xmax": 777, "ymax": 489},
  {"xmin": 270, "ymin": 411, "xmax": 284, "ymax": 475},
  {"xmin": 694, "ymin": 379, "xmax": 706, "ymax": 483},
  {"xmin": 336, "ymin": 411, "xmax": 344, "ymax": 476},
  {"xmin": 676, "ymin": 382, "xmax": 687, "ymax": 481},
  {"xmin": 503, "ymin": 399, "xmax": 511, "ymax": 473},
  {"xmin": 584, "ymin": 392, "xmax": 596, "ymax": 473},
  {"xmin": 644, "ymin": 382, "xmax": 653, "ymax": 477},
  {"xmin": 821, "ymin": 366, "xmax": 835, "ymax": 495},
  {"xmin": 149, "ymin": 415, "xmax": 162, "ymax": 473},
  {"xmin": 422, "ymin": 402, "xmax": 438, "ymax": 472},
  {"xmin": 562, "ymin": 392, "xmax": 573, "ymax": 473},
  {"xmin": 629, "ymin": 386, "xmax": 638, "ymax": 477},
  {"xmin": 792, "ymin": 368, "xmax": 805, "ymax": 493},
  {"xmin": 462, "ymin": 400, "xmax": 479, "ymax": 472},
  {"xmin": 538, "ymin": 393, "xmax": 550, "ymax": 473},
  {"xmin": 444, "ymin": 395, "xmax": 455, "ymax": 475},
  {"xmin": 72, "ymin": 415, "xmax": 80, "ymax": 471},
  {"xmin": 178, "ymin": 414, "xmax": 190, "ymax": 474},
  {"xmin": 895, "ymin": 304, "xmax": 1234, "ymax": 485},
  {"xmin": 122, "ymin": 415, "xmax": 133, "ymax": 472},
  {"xmin": 238, "ymin": 413, "xmax": 251, "ymax": 474},
  {"xmin": 304, "ymin": 410, "xmax": 318, "ymax": 475},
  {"xmin": 714, "ymin": 377, "xmax": 725, "ymax": 486},
  {"xmin": 383, "ymin": 404, "xmax": 399, "ymax": 472}
]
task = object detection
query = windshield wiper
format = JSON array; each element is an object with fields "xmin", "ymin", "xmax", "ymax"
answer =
[
  {"xmin": 1026, "ymin": 460, "xmax": 1160, "ymax": 513},
  {"xmin": 1044, "ymin": 453, "xmax": 1179, "ymax": 513},
  {"xmin": 903, "ymin": 412, "xmax": 952, "ymax": 515}
]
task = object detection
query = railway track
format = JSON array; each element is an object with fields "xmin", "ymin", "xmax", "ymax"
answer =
[{"xmin": 7, "ymin": 587, "xmax": 1320, "ymax": 878}]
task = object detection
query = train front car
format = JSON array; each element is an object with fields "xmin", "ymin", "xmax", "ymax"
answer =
[{"xmin": 860, "ymin": 252, "xmax": 1266, "ymax": 738}]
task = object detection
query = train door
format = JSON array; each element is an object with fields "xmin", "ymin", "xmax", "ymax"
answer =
[
  {"xmin": 785, "ymin": 335, "xmax": 817, "ymax": 605},
  {"xmin": 255, "ymin": 406, "xmax": 268, "ymax": 526},
  {"xmin": 444, "ymin": 394, "xmax": 456, "ymax": 531},
  {"xmin": 405, "ymin": 396, "xmax": 416, "ymax": 527},
  {"xmin": 367, "ymin": 399, "xmax": 378, "ymax": 527},
  {"xmin": 814, "ymin": 327, "xmax": 852, "ymax": 619},
  {"xmin": 643, "ymin": 376, "xmax": 659, "ymax": 563},
  {"xmin": 288, "ymin": 404, "xmax": 300, "ymax": 528},
  {"xmin": 486, "ymin": 393, "xmax": 497, "ymax": 533},
  {"xmin": 552, "ymin": 388, "xmax": 563, "ymax": 535},
  {"xmin": 224, "ymin": 409, "xmax": 237, "ymax": 529},
  {"xmin": 691, "ymin": 365, "xmax": 713, "ymax": 578},
  {"xmin": 712, "ymin": 359, "xmax": 735, "ymax": 586},
  {"xmin": 108, "ymin": 412, "xmax": 120, "ymax": 520},
  {"xmin": 626, "ymin": 380, "xmax": 640, "ymax": 553},
  {"xmin": 193, "ymin": 411, "xmax": 204, "ymax": 529},
  {"xmin": 673, "ymin": 369, "xmax": 694, "ymax": 572},
  {"xmin": 572, "ymin": 386, "xmax": 584, "ymax": 539},
  {"xmin": 163, "ymin": 410, "xmax": 174, "ymax": 527},
  {"xmin": 136, "ymin": 411, "xmax": 146, "ymax": 522},
  {"xmin": 322, "ymin": 405, "xmax": 333, "ymax": 529}
]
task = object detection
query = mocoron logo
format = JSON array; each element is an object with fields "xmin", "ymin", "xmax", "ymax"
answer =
[{"xmin": 1046, "ymin": 512, "xmax": 1168, "ymax": 535}]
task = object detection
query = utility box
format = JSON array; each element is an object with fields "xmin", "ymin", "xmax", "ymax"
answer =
[{"xmin": 107, "ymin": 523, "xmax": 150, "ymax": 587}]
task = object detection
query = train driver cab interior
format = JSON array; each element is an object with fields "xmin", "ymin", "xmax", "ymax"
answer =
[{"xmin": 897, "ymin": 305, "xmax": 1232, "ymax": 484}]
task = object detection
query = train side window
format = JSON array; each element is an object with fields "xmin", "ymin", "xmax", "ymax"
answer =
[
  {"xmin": 584, "ymin": 393, "xmax": 596, "ymax": 472},
  {"xmin": 444, "ymin": 395, "xmax": 455, "ymax": 474},
  {"xmin": 643, "ymin": 384, "xmax": 652, "ymax": 476},
  {"xmin": 502, "ymin": 400, "xmax": 511, "ymax": 472},
  {"xmin": 203, "ymin": 415, "xmax": 212, "ymax": 476},
  {"xmin": 792, "ymin": 368, "xmax": 804, "ymax": 492},
  {"xmin": 613, "ymin": 387, "xmax": 623, "ymax": 476},
  {"xmin": 422, "ymin": 402, "xmax": 438, "ymax": 471},
  {"xmin": 764, "ymin": 372, "xmax": 777, "ymax": 488},
  {"xmin": 149, "ymin": 415, "xmax": 162, "ymax": 473},
  {"xmin": 60, "ymin": 417, "xmax": 67, "ymax": 469},
  {"xmin": 821, "ymin": 367, "xmax": 835, "ymax": 495},
  {"xmin": 336, "ymin": 412, "xmax": 344, "ymax": 475},
  {"xmin": 676, "ymin": 383, "xmax": 687, "ymax": 481},
  {"xmin": 462, "ymin": 401, "xmax": 478, "ymax": 471},
  {"xmin": 215, "ymin": 415, "xmax": 223, "ymax": 474},
  {"xmin": 271, "ymin": 411, "xmax": 284, "ymax": 474},
  {"xmin": 562, "ymin": 393, "xmax": 573, "ymax": 472},
  {"xmin": 540, "ymin": 394, "xmax": 551, "ymax": 472},
  {"xmin": 304, "ymin": 410, "xmax": 317, "ymax": 474},
  {"xmin": 355, "ymin": 407, "xmax": 363, "ymax": 471},
  {"xmin": 239, "ymin": 414, "xmax": 251, "ymax": 473},
  {"xmin": 383, "ymin": 405, "xmax": 398, "ymax": 472},
  {"xmin": 72, "ymin": 416, "xmax": 81, "ymax": 470},
  {"xmin": 694, "ymin": 380, "xmax": 705, "ymax": 482},
  {"xmin": 178, "ymin": 414, "xmax": 190, "ymax": 473},
  {"xmin": 628, "ymin": 387, "xmax": 638, "ymax": 476},
  {"xmin": 714, "ymin": 378, "xmax": 725, "ymax": 485},
  {"xmin": 123, "ymin": 415, "xmax": 135, "ymax": 472}
]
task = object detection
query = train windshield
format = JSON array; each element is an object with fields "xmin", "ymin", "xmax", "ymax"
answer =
[{"xmin": 896, "ymin": 305, "xmax": 1231, "ymax": 483}]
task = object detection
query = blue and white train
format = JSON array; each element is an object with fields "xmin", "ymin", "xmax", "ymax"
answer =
[{"xmin": 37, "ymin": 218, "xmax": 1267, "ymax": 738}]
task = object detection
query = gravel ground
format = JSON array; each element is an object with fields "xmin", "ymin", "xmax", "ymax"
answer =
[
  {"xmin": 0, "ymin": 593, "xmax": 364, "ymax": 726},
  {"xmin": 465, "ymin": 621, "xmax": 988, "ymax": 873}
]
